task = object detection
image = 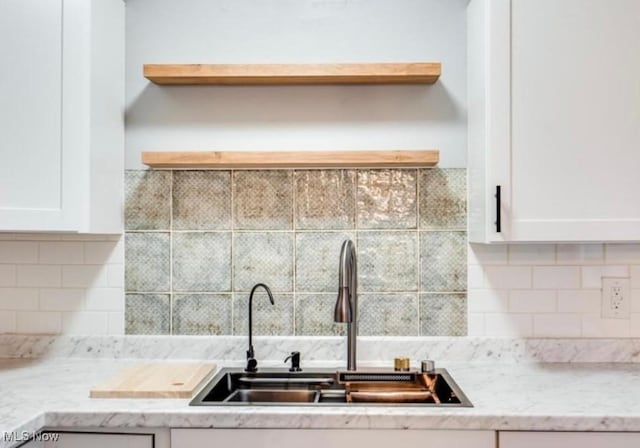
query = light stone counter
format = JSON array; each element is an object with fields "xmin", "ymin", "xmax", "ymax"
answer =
[{"xmin": 1, "ymin": 336, "xmax": 640, "ymax": 448}]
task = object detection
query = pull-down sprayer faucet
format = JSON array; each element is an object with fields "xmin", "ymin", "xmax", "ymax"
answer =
[{"xmin": 334, "ymin": 239, "xmax": 357, "ymax": 371}]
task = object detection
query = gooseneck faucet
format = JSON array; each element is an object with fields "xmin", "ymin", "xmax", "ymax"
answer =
[
  {"xmin": 334, "ymin": 239, "xmax": 357, "ymax": 371},
  {"xmin": 245, "ymin": 283, "xmax": 275, "ymax": 372}
]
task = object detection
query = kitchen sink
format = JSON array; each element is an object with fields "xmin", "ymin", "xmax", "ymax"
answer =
[
  {"xmin": 190, "ymin": 368, "xmax": 472, "ymax": 407},
  {"xmin": 226, "ymin": 389, "xmax": 320, "ymax": 403}
]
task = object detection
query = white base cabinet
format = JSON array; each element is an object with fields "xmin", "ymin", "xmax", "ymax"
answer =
[
  {"xmin": 171, "ymin": 429, "xmax": 495, "ymax": 448},
  {"xmin": 468, "ymin": 0, "xmax": 640, "ymax": 242},
  {"xmin": 0, "ymin": 0, "xmax": 124, "ymax": 233},
  {"xmin": 21, "ymin": 432, "xmax": 152, "ymax": 448},
  {"xmin": 500, "ymin": 431, "xmax": 640, "ymax": 448}
]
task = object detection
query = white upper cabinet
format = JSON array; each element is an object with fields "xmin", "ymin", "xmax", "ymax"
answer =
[
  {"xmin": 0, "ymin": 0, "xmax": 124, "ymax": 233},
  {"xmin": 468, "ymin": 0, "xmax": 640, "ymax": 242}
]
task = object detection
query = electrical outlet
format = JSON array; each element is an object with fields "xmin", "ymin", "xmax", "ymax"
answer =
[{"xmin": 601, "ymin": 277, "xmax": 630, "ymax": 319}]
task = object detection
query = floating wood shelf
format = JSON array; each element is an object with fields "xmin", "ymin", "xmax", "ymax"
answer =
[
  {"xmin": 143, "ymin": 63, "xmax": 441, "ymax": 85},
  {"xmin": 142, "ymin": 150, "xmax": 439, "ymax": 169}
]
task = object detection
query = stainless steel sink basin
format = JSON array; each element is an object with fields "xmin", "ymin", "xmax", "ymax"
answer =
[
  {"xmin": 226, "ymin": 389, "xmax": 320, "ymax": 403},
  {"xmin": 190, "ymin": 368, "xmax": 472, "ymax": 407}
]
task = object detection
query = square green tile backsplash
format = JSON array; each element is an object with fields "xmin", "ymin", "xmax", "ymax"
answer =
[{"xmin": 124, "ymin": 168, "xmax": 467, "ymax": 337}]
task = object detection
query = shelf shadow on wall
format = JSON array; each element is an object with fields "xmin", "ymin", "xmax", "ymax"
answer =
[{"xmin": 125, "ymin": 82, "xmax": 462, "ymax": 127}]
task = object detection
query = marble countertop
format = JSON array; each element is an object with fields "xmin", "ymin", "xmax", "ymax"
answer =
[{"xmin": 2, "ymin": 357, "xmax": 640, "ymax": 448}]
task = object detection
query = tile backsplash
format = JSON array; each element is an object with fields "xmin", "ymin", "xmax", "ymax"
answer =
[
  {"xmin": 468, "ymin": 243, "xmax": 640, "ymax": 338},
  {"xmin": 0, "ymin": 234, "xmax": 124, "ymax": 335},
  {"xmin": 124, "ymin": 168, "xmax": 467, "ymax": 336}
]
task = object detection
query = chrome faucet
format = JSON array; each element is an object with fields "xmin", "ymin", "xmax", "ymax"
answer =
[
  {"xmin": 245, "ymin": 283, "xmax": 275, "ymax": 373},
  {"xmin": 334, "ymin": 239, "xmax": 357, "ymax": 371}
]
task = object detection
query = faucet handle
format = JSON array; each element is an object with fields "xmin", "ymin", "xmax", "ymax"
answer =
[
  {"xmin": 421, "ymin": 359, "xmax": 435, "ymax": 374},
  {"xmin": 245, "ymin": 357, "xmax": 258, "ymax": 373},
  {"xmin": 284, "ymin": 351, "xmax": 302, "ymax": 372}
]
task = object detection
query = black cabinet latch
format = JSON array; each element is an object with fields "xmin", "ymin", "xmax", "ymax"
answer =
[{"xmin": 495, "ymin": 185, "xmax": 502, "ymax": 233}]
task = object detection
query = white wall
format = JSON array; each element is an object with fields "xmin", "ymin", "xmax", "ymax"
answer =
[
  {"xmin": 468, "ymin": 243, "xmax": 640, "ymax": 337},
  {"xmin": 125, "ymin": 0, "xmax": 469, "ymax": 169}
]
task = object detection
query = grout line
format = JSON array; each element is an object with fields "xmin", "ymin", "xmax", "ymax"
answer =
[
  {"xmin": 122, "ymin": 228, "xmax": 465, "ymax": 234},
  {"xmin": 291, "ymin": 170, "xmax": 297, "ymax": 336},
  {"xmin": 124, "ymin": 290, "xmax": 462, "ymax": 295},
  {"xmin": 169, "ymin": 170, "xmax": 174, "ymax": 335},
  {"xmin": 230, "ymin": 169, "xmax": 235, "ymax": 335},
  {"xmin": 416, "ymin": 168, "xmax": 422, "ymax": 336},
  {"xmin": 352, "ymin": 168, "xmax": 358, "ymax": 235}
]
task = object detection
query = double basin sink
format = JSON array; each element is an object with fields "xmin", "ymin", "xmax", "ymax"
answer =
[{"xmin": 191, "ymin": 368, "xmax": 472, "ymax": 407}]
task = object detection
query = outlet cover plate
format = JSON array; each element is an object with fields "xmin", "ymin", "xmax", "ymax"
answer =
[{"xmin": 601, "ymin": 277, "xmax": 630, "ymax": 319}]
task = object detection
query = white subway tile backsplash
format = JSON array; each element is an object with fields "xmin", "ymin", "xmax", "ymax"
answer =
[
  {"xmin": 556, "ymin": 244, "xmax": 604, "ymax": 265},
  {"xmin": 508, "ymin": 244, "xmax": 555, "ymax": 265},
  {"xmin": 107, "ymin": 264, "xmax": 124, "ymax": 288},
  {"xmin": 533, "ymin": 266, "xmax": 580, "ymax": 289},
  {"xmin": 107, "ymin": 311, "xmax": 125, "ymax": 335},
  {"xmin": 0, "ymin": 235, "xmax": 124, "ymax": 335},
  {"xmin": 533, "ymin": 314, "xmax": 581, "ymax": 337},
  {"xmin": 39, "ymin": 288, "xmax": 85, "ymax": 311},
  {"xmin": 484, "ymin": 313, "xmax": 533, "ymax": 337},
  {"xmin": 0, "ymin": 266, "xmax": 16, "ymax": 287},
  {"xmin": 630, "ymin": 265, "xmax": 640, "ymax": 289},
  {"xmin": 62, "ymin": 265, "xmax": 109, "ymax": 288},
  {"xmin": 484, "ymin": 266, "xmax": 532, "ymax": 289},
  {"xmin": 39, "ymin": 242, "xmax": 84, "ymax": 265},
  {"xmin": 12, "ymin": 233, "xmax": 62, "ymax": 241},
  {"xmin": 84, "ymin": 240, "xmax": 123, "ymax": 265},
  {"xmin": 62, "ymin": 312, "xmax": 108, "ymax": 335},
  {"xmin": 0, "ymin": 234, "xmax": 124, "ymax": 334},
  {"xmin": 631, "ymin": 314, "xmax": 640, "ymax": 337},
  {"xmin": 605, "ymin": 244, "xmax": 640, "ymax": 264},
  {"xmin": 468, "ymin": 243, "xmax": 507, "ymax": 265},
  {"xmin": 0, "ymin": 311, "xmax": 16, "ymax": 333},
  {"xmin": 16, "ymin": 265, "xmax": 61, "ymax": 287},
  {"xmin": 85, "ymin": 288, "xmax": 124, "ymax": 311},
  {"xmin": 467, "ymin": 289, "xmax": 508, "ymax": 312},
  {"xmin": 470, "ymin": 243, "xmax": 640, "ymax": 338},
  {"xmin": 467, "ymin": 264, "xmax": 485, "ymax": 289},
  {"xmin": 557, "ymin": 289, "xmax": 601, "ymax": 313},
  {"xmin": 581, "ymin": 265, "xmax": 629, "ymax": 289},
  {"xmin": 466, "ymin": 312, "xmax": 485, "ymax": 336},
  {"xmin": 632, "ymin": 289, "xmax": 640, "ymax": 313},
  {"xmin": 582, "ymin": 313, "xmax": 631, "ymax": 337},
  {"xmin": 16, "ymin": 311, "xmax": 62, "ymax": 334},
  {"xmin": 509, "ymin": 290, "xmax": 556, "ymax": 313},
  {"xmin": 0, "ymin": 242, "xmax": 38, "ymax": 264},
  {"xmin": 61, "ymin": 234, "xmax": 115, "ymax": 241},
  {"xmin": 0, "ymin": 288, "xmax": 39, "ymax": 311}
]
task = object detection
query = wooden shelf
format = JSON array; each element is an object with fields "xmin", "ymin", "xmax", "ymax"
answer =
[
  {"xmin": 142, "ymin": 150, "xmax": 439, "ymax": 169},
  {"xmin": 143, "ymin": 63, "xmax": 441, "ymax": 85}
]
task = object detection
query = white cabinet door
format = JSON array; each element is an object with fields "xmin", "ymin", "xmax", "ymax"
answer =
[
  {"xmin": 171, "ymin": 429, "xmax": 495, "ymax": 448},
  {"xmin": 0, "ymin": 0, "xmax": 79, "ymax": 231},
  {"xmin": 501, "ymin": 431, "xmax": 640, "ymax": 448},
  {"xmin": 0, "ymin": 0, "xmax": 124, "ymax": 233},
  {"xmin": 21, "ymin": 432, "xmax": 152, "ymax": 448},
  {"xmin": 468, "ymin": 0, "xmax": 640, "ymax": 242}
]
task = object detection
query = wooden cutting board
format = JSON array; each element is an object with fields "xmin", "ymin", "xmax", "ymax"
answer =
[{"xmin": 90, "ymin": 362, "xmax": 216, "ymax": 399}]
